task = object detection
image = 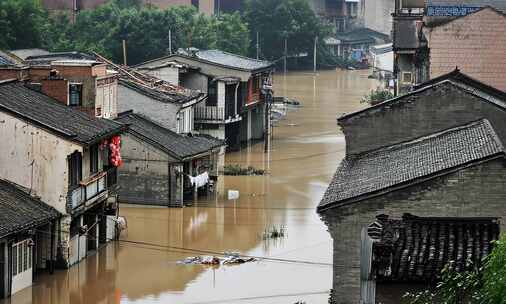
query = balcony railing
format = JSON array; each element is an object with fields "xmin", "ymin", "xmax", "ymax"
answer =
[
  {"xmin": 195, "ymin": 106, "xmax": 241, "ymax": 123},
  {"xmin": 70, "ymin": 168, "xmax": 117, "ymax": 209}
]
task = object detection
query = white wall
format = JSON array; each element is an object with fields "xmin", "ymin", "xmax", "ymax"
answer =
[
  {"xmin": 143, "ymin": 66, "xmax": 180, "ymax": 86},
  {"xmin": 363, "ymin": 0, "xmax": 394, "ymax": 36},
  {"xmin": 217, "ymin": 81, "xmax": 225, "ymax": 108},
  {"xmin": 117, "ymin": 84, "xmax": 181, "ymax": 132},
  {"xmin": 0, "ymin": 111, "xmax": 82, "ymax": 214},
  {"xmin": 95, "ymin": 81, "xmax": 118, "ymax": 119}
]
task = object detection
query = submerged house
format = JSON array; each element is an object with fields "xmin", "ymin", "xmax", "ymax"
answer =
[
  {"xmin": 115, "ymin": 112, "xmax": 224, "ymax": 207},
  {"xmin": 318, "ymin": 119, "xmax": 506, "ymax": 303},
  {"xmin": 0, "ymin": 179, "xmax": 60, "ymax": 299},
  {"xmin": 363, "ymin": 213, "xmax": 500, "ymax": 303},
  {"xmin": 318, "ymin": 71, "xmax": 506, "ymax": 303},
  {"xmin": 327, "ymin": 28, "xmax": 390, "ymax": 63},
  {"xmin": 0, "ymin": 80, "xmax": 126, "ymax": 268},
  {"xmin": 134, "ymin": 49, "xmax": 274, "ymax": 150}
]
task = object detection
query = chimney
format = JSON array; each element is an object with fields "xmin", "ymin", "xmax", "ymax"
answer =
[{"xmin": 40, "ymin": 70, "xmax": 69, "ymax": 105}]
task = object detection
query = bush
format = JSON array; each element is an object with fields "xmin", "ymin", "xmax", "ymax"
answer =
[{"xmin": 361, "ymin": 88, "xmax": 394, "ymax": 106}]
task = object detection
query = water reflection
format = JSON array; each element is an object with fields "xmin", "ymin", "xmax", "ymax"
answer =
[{"xmin": 2, "ymin": 69, "xmax": 379, "ymax": 304}]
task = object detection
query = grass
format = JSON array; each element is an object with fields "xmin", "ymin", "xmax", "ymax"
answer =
[
  {"xmin": 223, "ymin": 164, "xmax": 265, "ymax": 176},
  {"xmin": 262, "ymin": 225, "xmax": 287, "ymax": 240}
]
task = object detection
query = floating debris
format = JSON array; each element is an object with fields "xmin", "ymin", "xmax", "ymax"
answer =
[
  {"xmin": 262, "ymin": 225, "xmax": 287, "ymax": 240},
  {"xmin": 178, "ymin": 252, "xmax": 257, "ymax": 266},
  {"xmin": 223, "ymin": 165, "xmax": 265, "ymax": 176}
]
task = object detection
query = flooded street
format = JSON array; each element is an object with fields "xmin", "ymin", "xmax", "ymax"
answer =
[{"xmin": 3, "ymin": 70, "xmax": 379, "ymax": 304}]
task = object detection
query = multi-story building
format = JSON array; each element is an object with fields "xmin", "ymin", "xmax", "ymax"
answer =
[
  {"xmin": 135, "ymin": 49, "xmax": 274, "ymax": 151},
  {"xmin": 0, "ymin": 79, "xmax": 126, "ymax": 268}
]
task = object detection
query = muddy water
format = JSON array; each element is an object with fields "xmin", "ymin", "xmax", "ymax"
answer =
[{"xmin": 4, "ymin": 70, "xmax": 379, "ymax": 304}]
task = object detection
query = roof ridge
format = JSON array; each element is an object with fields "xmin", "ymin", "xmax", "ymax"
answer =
[{"xmin": 202, "ymin": 49, "xmax": 272, "ymax": 64}]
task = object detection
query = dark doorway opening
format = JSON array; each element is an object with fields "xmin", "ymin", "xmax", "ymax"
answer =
[{"xmin": 0, "ymin": 242, "xmax": 5, "ymax": 298}]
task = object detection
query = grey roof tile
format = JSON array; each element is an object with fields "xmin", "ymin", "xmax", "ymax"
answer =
[
  {"xmin": 116, "ymin": 112, "xmax": 225, "ymax": 160},
  {"xmin": 194, "ymin": 50, "xmax": 273, "ymax": 71},
  {"xmin": 369, "ymin": 213, "xmax": 500, "ymax": 282},
  {"xmin": 0, "ymin": 179, "xmax": 59, "ymax": 238},
  {"xmin": 0, "ymin": 81, "xmax": 125, "ymax": 145},
  {"xmin": 318, "ymin": 119, "xmax": 504, "ymax": 210}
]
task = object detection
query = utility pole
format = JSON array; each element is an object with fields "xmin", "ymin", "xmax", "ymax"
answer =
[
  {"xmin": 313, "ymin": 36, "xmax": 317, "ymax": 73},
  {"xmin": 169, "ymin": 30, "xmax": 172, "ymax": 55},
  {"xmin": 256, "ymin": 31, "xmax": 260, "ymax": 60},
  {"xmin": 122, "ymin": 40, "xmax": 127, "ymax": 66},
  {"xmin": 284, "ymin": 37, "xmax": 287, "ymax": 74}
]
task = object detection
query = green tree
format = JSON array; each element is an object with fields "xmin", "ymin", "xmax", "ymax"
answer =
[
  {"xmin": 0, "ymin": 0, "xmax": 48, "ymax": 49},
  {"xmin": 243, "ymin": 0, "xmax": 332, "ymax": 66}
]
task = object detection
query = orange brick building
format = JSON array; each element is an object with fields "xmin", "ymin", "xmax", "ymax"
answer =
[{"xmin": 425, "ymin": 7, "xmax": 506, "ymax": 91}]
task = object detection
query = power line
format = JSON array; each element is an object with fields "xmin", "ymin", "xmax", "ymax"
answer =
[{"xmin": 118, "ymin": 239, "xmax": 332, "ymax": 267}]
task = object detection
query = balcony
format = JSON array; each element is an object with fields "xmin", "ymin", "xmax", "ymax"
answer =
[
  {"xmin": 69, "ymin": 168, "xmax": 118, "ymax": 210},
  {"xmin": 194, "ymin": 106, "xmax": 241, "ymax": 124}
]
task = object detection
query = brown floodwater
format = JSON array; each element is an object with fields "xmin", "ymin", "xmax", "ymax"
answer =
[{"xmin": 3, "ymin": 70, "xmax": 379, "ymax": 304}]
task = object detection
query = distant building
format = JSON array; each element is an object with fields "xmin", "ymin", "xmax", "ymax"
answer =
[
  {"xmin": 318, "ymin": 119, "xmax": 506, "ymax": 303},
  {"xmin": 0, "ymin": 179, "xmax": 60, "ymax": 299},
  {"xmin": 135, "ymin": 49, "xmax": 274, "ymax": 150},
  {"xmin": 326, "ymin": 28, "xmax": 389, "ymax": 63},
  {"xmin": 362, "ymin": 0, "xmax": 394, "ymax": 36},
  {"xmin": 22, "ymin": 52, "xmax": 119, "ymax": 119},
  {"xmin": 370, "ymin": 43, "xmax": 393, "ymax": 80},
  {"xmin": 0, "ymin": 80, "xmax": 126, "ymax": 268},
  {"xmin": 363, "ymin": 213, "xmax": 500, "ymax": 303},
  {"xmin": 0, "ymin": 51, "xmax": 28, "ymax": 81},
  {"xmin": 115, "ymin": 112, "xmax": 224, "ymax": 207},
  {"xmin": 393, "ymin": 2, "xmax": 506, "ymax": 94},
  {"xmin": 41, "ymin": 0, "xmax": 241, "ymax": 15},
  {"xmin": 309, "ymin": 0, "xmax": 364, "ymax": 32}
]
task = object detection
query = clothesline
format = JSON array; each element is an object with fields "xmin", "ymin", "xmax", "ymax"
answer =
[{"xmin": 188, "ymin": 171, "xmax": 209, "ymax": 188}]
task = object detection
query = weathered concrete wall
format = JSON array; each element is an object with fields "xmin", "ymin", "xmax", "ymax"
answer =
[
  {"xmin": 0, "ymin": 111, "xmax": 82, "ymax": 214},
  {"xmin": 142, "ymin": 66, "xmax": 180, "ymax": 86},
  {"xmin": 117, "ymin": 84, "xmax": 180, "ymax": 132},
  {"xmin": 340, "ymin": 82, "xmax": 506, "ymax": 155},
  {"xmin": 118, "ymin": 132, "xmax": 180, "ymax": 206},
  {"xmin": 363, "ymin": 0, "xmax": 394, "ymax": 36},
  {"xmin": 181, "ymin": 72, "xmax": 208, "ymax": 93},
  {"xmin": 320, "ymin": 158, "xmax": 506, "ymax": 304},
  {"xmin": 426, "ymin": 8, "xmax": 506, "ymax": 91},
  {"xmin": 96, "ymin": 77, "xmax": 118, "ymax": 119}
]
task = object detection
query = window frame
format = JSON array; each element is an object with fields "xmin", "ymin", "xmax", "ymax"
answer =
[
  {"xmin": 69, "ymin": 151, "xmax": 83, "ymax": 187},
  {"xmin": 89, "ymin": 144, "xmax": 99, "ymax": 175},
  {"xmin": 69, "ymin": 83, "xmax": 83, "ymax": 107}
]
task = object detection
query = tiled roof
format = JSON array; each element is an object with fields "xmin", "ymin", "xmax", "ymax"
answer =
[
  {"xmin": 95, "ymin": 53, "xmax": 202, "ymax": 105},
  {"xmin": 336, "ymin": 28, "xmax": 389, "ymax": 44},
  {"xmin": 0, "ymin": 53, "xmax": 15, "ymax": 66},
  {"xmin": 0, "ymin": 179, "xmax": 59, "ymax": 238},
  {"xmin": 9, "ymin": 48, "xmax": 50, "ymax": 60},
  {"xmin": 368, "ymin": 213, "xmax": 500, "ymax": 282},
  {"xmin": 116, "ymin": 112, "xmax": 225, "ymax": 160},
  {"xmin": 0, "ymin": 81, "xmax": 126, "ymax": 145},
  {"xmin": 24, "ymin": 52, "xmax": 96, "ymax": 66},
  {"xmin": 318, "ymin": 119, "xmax": 504, "ymax": 211},
  {"xmin": 188, "ymin": 49, "xmax": 273, "ymax": 72},
  {"xmin": 339, "ymin": 70, "xmax": 506, "ymax": 122}
]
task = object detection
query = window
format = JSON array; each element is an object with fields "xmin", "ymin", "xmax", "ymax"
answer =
[
  {"xmin": 347, "ymin": 2, "xmax": 358, "ymax": 17},
  {"xmin": 402, "ymin": 72, "xmax": 413, "ymax": 84},
  {"xmin": 191, "ymin": 0, "xmax": 199, "ymax": 9},
  {"xmin": 69, "ymin": 83, "xmax": 82, "ymax": 106},
  {"xmin": 12, "ymin": 240, "xmax": 32, "ymax": 276},
  {"xmin": 69, "ymin": 151, "xmax": 82, "ymax": 187},
  {"xmin": 207, "ymin": 79, "xmax": 217, "ymax": 106},
  {"xmin": 90, "ymin": 145, "xmax": 99, "ymax": 174},
  {"xmin": 12, "ymin": 245, "xmax": 17, "ymax": 275}
]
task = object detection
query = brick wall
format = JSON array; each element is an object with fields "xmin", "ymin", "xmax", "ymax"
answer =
[
  {"xmin": 41, "ymin": 79, "xmax": 69, "ymax": 105},
  {"xmin": 0, "ymin": 69, "xmax": 21, "ymax": 81},
  {"xmin": 339, "ymin": 82, "xmax": 506, "ymax": 155},
  {"xmin": 320, "ymin": 157, "xmax": 506, "ymax": 304},
  {"xmin": 427, "ymin": 8, "xmax": 506, "ymax": 91}
]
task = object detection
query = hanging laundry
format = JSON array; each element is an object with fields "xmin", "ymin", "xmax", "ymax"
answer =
[{"xmin": 189, "ymin": 172, "xmax": 209, "ymax": 188}]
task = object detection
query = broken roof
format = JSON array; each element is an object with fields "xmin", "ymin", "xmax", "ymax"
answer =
[
  {"xmin": 0, "ymin": 80, "xmax": 126, "ymax": 145},
  {"xmin": 0, "ymin": 179, "xmax": 60, "ymax": 239},
  {"xmin": 116, "ymin": 112, "xmax": 225, "ymax": 160},
  {"xmin": 318, "ymin": 119, "xmax": 504, "ymax": 211},
  {"xmin": 368, "ymin": 213, "xmax": 500, "ymax": 282},
  {"xmin": 95, "ymin": 53, "xmax": 203, "ymax": 105},
  {"xmin": 339, "ymin": 69, "xmax": 506, "ymax": 123}
]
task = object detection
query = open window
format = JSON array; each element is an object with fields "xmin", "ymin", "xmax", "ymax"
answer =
[
  {"xmin": 69, "ymin": 83, "xmax": 82, "ymax": 106},
  {"xmin": 69, "ymin": 151, "xmax": 82, "ymax": 187},
  {"xmin": 402, "ymin": 72, "xmax": 413, "ymax": 84},
  {"xmin": 207, "ymin": 79, "xmax": 218, "ymax": 106},
  {"xmin": 90, "ymin": 144, "xmax": 99, "ymax": 174}
]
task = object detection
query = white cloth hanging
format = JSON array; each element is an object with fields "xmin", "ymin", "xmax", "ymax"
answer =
[{"xmin": 189, "ymin": 172, "xmax": 209, "ymax": 188}]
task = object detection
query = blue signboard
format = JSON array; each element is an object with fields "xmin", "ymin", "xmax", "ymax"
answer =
[{"xmin": 426, "ymin": 6, "xmax": 481, "ymax": 16}]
